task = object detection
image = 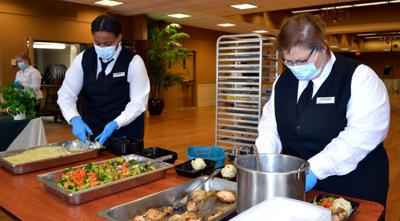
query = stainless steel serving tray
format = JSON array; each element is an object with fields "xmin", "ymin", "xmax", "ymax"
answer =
[
  {"xmin": 98, "ymin": 177, "xmax": 237, "ymax": 221},
  {"xmin": 0, "ymin": 141, "xmax": 102, "ymax": 174},
  {"xmin": 36, "ymin": 154, "xmax": 173, "ymax": 205}
]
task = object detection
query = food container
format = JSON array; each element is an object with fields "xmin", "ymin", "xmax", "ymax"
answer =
[
  {"xmin": 137, "ymin": 147, "xmax": 177, "ymax": 164},
  {"xmin": 313, "ymin": 194, "xmax": 360, "ymax": 221},
  {"xmin": 98, "ymin": 176, "xmax": 237, "ymax": 221},
  {"xmin": 231, "ymin": 197, "xmax": 331, "ymax": 221},
  {"xmin": 187, "ymin": 146, "xmax": 225, "ymax": 168},
  {"xmin": 235, "ymin": 154, "xmax": 309, "ymax": 213},
  {"xmin": 174, "ymin": 159, "xmax": 216, "ymax": 178},
  {"xmin": 0, "ymin": 140, "xmax": 102, "ymax": 174},
  {"xmin": 108, "ymin": 136, "xmax": 143, "ymax": 155},
  {"xmin": 36, "ymin": 154, "xmax": 173, "ymax": 204}
]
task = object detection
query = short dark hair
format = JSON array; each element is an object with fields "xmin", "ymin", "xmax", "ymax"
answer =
[
  {"xmin": 91, "ymin": 15, "xmax": 122, "ymax": 37},
  {"xmin": 277, "ymin": 13, "xmax": 330, "ymax": 56}
]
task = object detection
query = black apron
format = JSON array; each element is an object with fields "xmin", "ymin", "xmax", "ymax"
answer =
[
  {"xmin": 81, "ymin": 46, "xmax": 145, "ymax": 144},
  {"xmin": 274, "ymin": 54, "xmax": 389, "ymax": 206}
]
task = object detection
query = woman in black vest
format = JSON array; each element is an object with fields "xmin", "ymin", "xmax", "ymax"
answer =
[
  {"xmin": 255, "ymin": 13, "xmax": 390, "ymax": 209},
  {"xmin": 58, "ymin": 15, "xmax": 149, "ymax": 146}
]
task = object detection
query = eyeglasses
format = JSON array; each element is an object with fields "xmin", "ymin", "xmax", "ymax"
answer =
[{"xmin": 283, "ymin": 49, "xmax": 316, "ymax": 66}]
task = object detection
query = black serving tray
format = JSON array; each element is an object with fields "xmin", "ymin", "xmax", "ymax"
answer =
[
  {"xmin": 313, "ymin": 194, "xmax": 360, "ymax": 221},
  {"xmin": 137, "ymin": 147, "xmax": 178, "ymax": 164},
  {"xmin": 174, "ymin": 159, "xmax": 216, "ymax": 178},
  {"xmin": 108, "ymin": 136, "xmax": 143, "ymax": 155}
]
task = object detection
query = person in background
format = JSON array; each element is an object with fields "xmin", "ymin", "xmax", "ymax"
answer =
[
  {"xmin": 255, "ymin": 13, "xmax": 390, "ymax": 209},
  {"xmin": 57, "ymin": 15, "xmax": 149, "ymax": 146},
  {"xmin": 15, "ymin": 52, "xmax": 43, "ymax": 100},
  {"xmin": 15, "ymin": 52, "xmax": 43, "ymax": 115}
]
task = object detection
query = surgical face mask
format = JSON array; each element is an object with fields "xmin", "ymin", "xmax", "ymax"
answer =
[
  {"xmin": 17, "ymin": 61, "xmax": 27, "ymax": 70},
  {"xmin": 286, "ymin": 62, "xmax": 321, "ymax": 81},
  {"xmin": 94, "ymin": 44, "xmax": 116, "ymax": 60}
]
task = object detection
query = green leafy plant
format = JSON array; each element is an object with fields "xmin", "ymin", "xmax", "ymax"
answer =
[
  {"xmin": 148, "ymin": 19, "xmax": 191, "ymax": 99},
  {"xmin": 0, "ymin": 83, "xmax": 39, "ymax": 119}
]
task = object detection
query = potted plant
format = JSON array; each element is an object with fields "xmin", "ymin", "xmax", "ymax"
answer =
[
  {"xmin": 147, "ymin": 19, "xmax": 190, "ymax": 115},
  {"xmin": 0, "ymin": 83, "xmax": 39, "ymax": 120}
]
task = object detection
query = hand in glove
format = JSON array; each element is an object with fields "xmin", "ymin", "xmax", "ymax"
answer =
[
  {"xmin": 70, "ymin": 116, "xmax": 92, "ymax": 142},
  {"xmin": 95, "ymin": 121, "xmax": 118, "ymax": 145},
  {"xmin": 305, "ymin": 169, "xmax": 318, "ymax": 192},
  {"xmin": 12, "ymin": 81, "xmax": 21, "ymax": 88}
]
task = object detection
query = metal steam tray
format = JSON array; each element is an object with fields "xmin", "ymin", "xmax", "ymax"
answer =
[
  {"xmin": 0, "ymin": 140, "xmax": 102, "ymax": 174},
  {"xmin": 36, "ymin": 154, "xmax": 173, "ymax": 205},
  {"xmin": 98, "ymin": 176, "xmax": 237, "ymax": 221}
]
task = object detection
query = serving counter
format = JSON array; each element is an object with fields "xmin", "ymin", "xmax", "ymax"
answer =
[{"xmin": 0, "ymin": 151, "xmax": 383, "ymax": 221}]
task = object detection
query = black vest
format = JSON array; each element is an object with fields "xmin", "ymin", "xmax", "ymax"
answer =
[
  {"xmin": 81, "ymin": 46, "xmax": 144, "ymax": 140},
  {"xmin": 274, "ymin": 54, "xmax": 388, "ymax": 206}
]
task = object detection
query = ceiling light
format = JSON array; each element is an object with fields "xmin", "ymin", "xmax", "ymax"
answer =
[
  {"xmin": 253, "ymin": 30, "xmax": 268, "ymax": 34},
  {"xmin": 94, "ymin": 0, "xmax": 123, "ymax": 7},
  {"xmin": 365, "ymin": 36, "xmax": 384, "ymax": 39},
  {"xmin": 217, "ymin": 23, "xmax": 236, "ymax": 27},
  {"xmin": 356, "ymin": 33, "xmax": 377, "ymax": 36},
  {"xmin": 340, "ymin": 48, "xmax": 349, "ymax": 51},
  {"xmin": 390, "ymin": 0, "xmax": 400, "ymax": 3},
  {"xmin": 230, "ymin": 4, "xmax": 258, "ymax": 10},
  {"xmin": 353, "ymin": 1, "xmax": 387, "ymax": 7},
  {"xmin": 330, "ymin": 45, "xmax": 339, "ymax": 48},
  {"xmin": 383, "ymin": 48, "xmax": 391, "ymax": 51},
  {"xmin": 350, "ymin": 49, "xmax": 358, "ymax": 52},
  {"xmin": 292, "ymin": 8, "xmax": 320, "ymax": 13},
  {"xmin": 33, "ymin": 42, "xmax": 66, "ymax": 50},
  {"xmin": 168, "ymin": 13, "xmax": 191, "ymax": 19}
]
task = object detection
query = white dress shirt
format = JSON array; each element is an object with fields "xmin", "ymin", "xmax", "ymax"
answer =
[
  {"xmin": 57, "ymin": 44, "xmax": 150, "ymax": 128},
  {"xmin": 15, "ymin": 65, "xmax": 43, "ymax": 99},
  {"xmin": 256, "ymin": 52, "xmax": 390, "ymax": 180}
]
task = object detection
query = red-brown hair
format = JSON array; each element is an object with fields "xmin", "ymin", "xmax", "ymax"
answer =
[{"xmin": 277, "ymin": 13, "xmax": 330, "ymax": 57}]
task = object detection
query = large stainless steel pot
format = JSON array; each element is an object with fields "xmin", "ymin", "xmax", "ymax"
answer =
[{"xmin": 235, "ymin": 153, "xmax": 309, "ymax": 213}]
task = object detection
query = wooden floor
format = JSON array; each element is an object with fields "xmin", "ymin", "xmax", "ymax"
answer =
[{"xmin": 42, "ymin": 92, "xmax": 400, "ymax": 221}]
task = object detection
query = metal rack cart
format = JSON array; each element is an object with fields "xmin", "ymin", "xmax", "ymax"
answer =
[{"xmin": 215, "ymin": 34, "xmax": 279, "ymax": 151}]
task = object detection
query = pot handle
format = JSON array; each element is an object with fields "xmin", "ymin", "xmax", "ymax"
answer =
[{"xmin": 297, "ymin": 161, "xmax": 310, "ymax": 180}]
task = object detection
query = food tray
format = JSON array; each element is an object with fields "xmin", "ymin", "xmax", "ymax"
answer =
[
  {"xmin": 36, "ymin": 154, "xmax": 173, "ymax": 205},
  {"xmin": 0, "ymin": 141, "xmax": 102, "ymax": 174},
  {"xmin": 137, "ymin": 147, "xmax": 178, "ymax": 164},
  {"xmin": 174, "ymin": 159, "xmax": 216, "ymax": 178},
  {"xmin": 313, "ymin": 194, "xmax": 360, "ymax": 221},
  {"xmin": 98, "ymin": 176, "xmax": 237, "ymax": 221}
]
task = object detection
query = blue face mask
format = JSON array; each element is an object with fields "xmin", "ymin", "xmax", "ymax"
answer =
[
  {"xmin": 17, "ymin": 61, "xmax": 27, "ymax": 70},
  {"xmin": 286, "ymin": 62, "xmax": 321, "ymax": 81},
  {"xmin": 94, "ymin": 44, "xmax": 116, "ymax": 60}
]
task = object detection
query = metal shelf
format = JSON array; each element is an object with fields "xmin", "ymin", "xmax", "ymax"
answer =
[{"xmin": 216, "ymin": 33, "xmax": 278, "ymax": 151}]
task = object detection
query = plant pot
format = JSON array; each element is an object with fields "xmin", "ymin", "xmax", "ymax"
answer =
[
  {"xmin": 13, "ymin": 113, "xmax": 26, "ymax": 120},
  {"xmin": 148, "ymin": 98, "xmax": 165, "ymax": 115}
]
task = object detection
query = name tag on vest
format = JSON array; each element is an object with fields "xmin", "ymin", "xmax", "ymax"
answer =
[
  {"xmin": 113, "ymin": 72, "xmax": 125, "ymax": 78},
  {"xmin": 316, "ymin": 97, "xmax": 335, "ymax": 104}
]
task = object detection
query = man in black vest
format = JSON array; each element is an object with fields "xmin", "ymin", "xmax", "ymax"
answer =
[
  {"xmin": 57, "ymin": 15, "xmax": 149, "ymax": 146},
  {"xmin": 255, "ymin": 13, "xmax": 390, "ymax": 210}
]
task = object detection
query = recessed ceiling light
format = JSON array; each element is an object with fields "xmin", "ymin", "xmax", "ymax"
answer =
[
  {"xmin": 365, "ymin": 36, "xmax": 384, "ymax": 39},
  {"xmin": 354, "ymin": 1, "xmax": 387, "ymax": 7},
  {"xmin": 330, "ymin": 45, "xmax": 339, "ymax": 48},
  {"xmin": 340, "ymin": 48, "xmax": 349, "ymax": 51},
  {"xmin": 356, "ymin": 33, "xmax": 377, "ymax": 36},
  {"xmin": 390, "ymin": 0, "xmax": 400, "ymax": 3},
  {"xmin": 292, "ymin": 8, "xmax": 320, "ymax": 14},
  {"xmin": 217, "ymin": 23, "xmax": 236, "ymax": 27},
  {"xmin": 383, "ymin": 48, "xmax": 391, "ymax": 51},
  {"xmin": 350, "ymin": 49, "xmax": 358, "ymax": 52},
  {"xmin": 230, "ymin": 3, "xmax": 258, "ymax": 10},
  {"xmin": 33, "ymin": 42, "xmax": 66, "ymax": 50},
  {"xmin": 94, "ymin": 0, "xmax": 123, "ymax": 6},
  {"xmin": 253, "ymin": 30, "xmax": 268, "ymax": 34},
  {"xmin": 168, "ymin": 13, "xmax": 191, "ymax": 19}
]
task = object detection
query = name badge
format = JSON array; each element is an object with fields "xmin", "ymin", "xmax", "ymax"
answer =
[
  {"xmin": 113, "ymin": 72, "xmax": 125, "ymax": 78},
  {"xmin": 316, "ymin": 97, "xmax": 335, "ymax": 104}
]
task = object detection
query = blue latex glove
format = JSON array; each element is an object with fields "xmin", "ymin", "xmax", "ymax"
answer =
[
  {"xmin": 12, "ymin": 81, "xmax": 21, "ymax": 88},
  {"xmin": 305, "ymin": 169, "xmax": 318, "ymax": 192},
  {"xmin": 95, "ymin": 121, "xmax": 118, "ymax": 145},
  {"xmin": 70, "ymin": 116, "xmax": 92, "ymax": 142}
]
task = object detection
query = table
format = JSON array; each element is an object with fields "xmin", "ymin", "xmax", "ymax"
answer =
[
  {"xmin": 0, "ymin": 151, "xmax": 384, "ymax": 221},
  {"xmin": 0, "ymin": 116, "xmax": 47, "ymax": 152}
]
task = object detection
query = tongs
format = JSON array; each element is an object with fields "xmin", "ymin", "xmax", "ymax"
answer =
[
  {"xmin": 115, "ymin": 155, "xmax": 172, "ymax": 170},
  {"xmin": 171, "ymin": 168, "xmax": 222, "ymax": 210}
]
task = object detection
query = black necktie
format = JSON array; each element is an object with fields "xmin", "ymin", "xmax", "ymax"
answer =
[
  {"xmin": 296, "ymin": 81, "xmax": 313, "ymax": 117},
  {"xmin": 97, "ymin": 58, "xmax": 113, "ymax": 81}
]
